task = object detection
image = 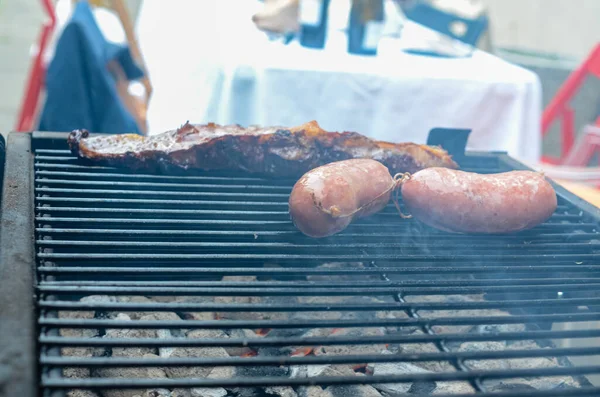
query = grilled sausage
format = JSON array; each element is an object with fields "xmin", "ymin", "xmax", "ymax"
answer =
[
  {"xmin": 289, "ymin": 159, "xmax": 395, "ymax": 237},
  {"xmin": 401, "ymin": 168, "xmax": 557, "ymax": 234}
]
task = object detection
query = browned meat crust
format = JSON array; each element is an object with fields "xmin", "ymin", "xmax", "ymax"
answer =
[{"xmin": 67, "ymin": 120, "xmax": 458, "ymax": 177}]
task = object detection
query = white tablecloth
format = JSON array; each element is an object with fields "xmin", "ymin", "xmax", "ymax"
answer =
[{"xmin": 136, "ymin": 0, "xmax": 542, "ymax": 164}]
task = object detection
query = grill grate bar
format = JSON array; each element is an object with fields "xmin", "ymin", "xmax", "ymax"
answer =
[
  {"xmin": 38, "ymin": 311, "xmax": 600, "ymax": 329},
  {"xmin": 39, "ymin": 346, "xmax": 600, "ymax": 367},
  {"xmin": 36, "ymin": 295, "xmax": 600, "ymax": 311},
  {"xmin": 35, "ymin": 252, "xmax": 600, "ymax": 261},
  {"xmin": 40, "ymin": 371, "xmax": 600, "ymax": 393},
  {"xmin": 35, "ymin": 283, "xmax": 600, "ymax": 296},
  {"xmin": 38, "ymin": 328, "xmax": 600, "ymax": 348},
  {"xmin": 36, "ymin": 178, "xmax": 294, "ymax": 191},
  {"xmin": 37, "ymin": 277, "xmax": 600, "ymax": 288},
  {"xmin": 37, "ymin": 240, "xmax": 599, "ymax": 251},
  {"xmin": 37, "ymin": 264, "xmax": 600, "ymax": 274}
]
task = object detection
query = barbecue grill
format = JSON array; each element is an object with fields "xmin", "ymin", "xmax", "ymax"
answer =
[{"xmin": 3, "ymin": 129, "xmax": 600, "ymax": 397}]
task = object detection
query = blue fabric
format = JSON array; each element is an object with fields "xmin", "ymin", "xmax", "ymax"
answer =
[
  {"xmin": 39, "ymin": 1, "xmax": 144, "ymax": 134},
  {"xmin": 404, "ymin": 3, "xmax": 488, "ymax": 46}
]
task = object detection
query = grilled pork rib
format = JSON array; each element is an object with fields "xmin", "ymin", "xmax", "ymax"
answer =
[{"xmin": 67, "ymin": 121, "xmax": 458, "ymax": 177}]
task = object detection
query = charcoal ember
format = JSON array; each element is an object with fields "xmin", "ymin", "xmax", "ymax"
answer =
[
  {"xmin": 306, "ymin": 262, "xmax": 375, "ymax": 282},
  {"xmin": 321, "ymin": 367, "xmax": 382, "ymax": 397},
  {"xmin": 293, "ymin": 364, "xmax": 354, "ymax": 379},
  {"xmin": 59, "ymin": 308, "xmax": 103, "ymax": 368},
  {"xmin": 79, "ymin": 295, "xmax": 118, "ymax": 319},
  {"xmin": 224, "ymin": 329, "xmax": 259, "ymax": 356},
  {"xmin": 376, "ymin": 310, "xmax": 416, "ymax": 335},
  {"xmin": 264, "ymin": 386, "xmax": 298, "ymax": 397},
  {"xmin": 63, "ymin": 366, "xmax": 91, "ymax": 379},
  {"xmin": 59, "ymin": 309, "xmax": 94, "ymax": 320},
  {"xmin": 367, "ymin": 360, "xmax": 430, "ymax": 395},
  {"xmin": 326, "ymin": 384, "xmax": 382, "ymax": 397},
  {"xmin": 115, "ymin": 296, "xmax": 155, "ymax": 319},
  {"xmin": 463, "ymin": 340, "xmax": 562, "ymax": 371},
  {"xmin": 129, "ymin": 312, "xmax": 183, "ymax": 357},
  {"xmin": 165, "ymin": 329, "xmax": 230, "ymax": 378},
  {"xmin": 145, "ymin": 296, "xmax": 180, "ymax": 303},
  {"xmin": 171, "ymin": 390, "xmax": 191, "ymax": 397},
  {"xmin": 489, "ymin": 383, "xmax": 537, "ymax": 392},
  {"xmin": 471, "ymin": 322, "xmax": 526, "ymax": 335},
  {"xmin": 190, "ymin": 387, "xmax": 227, "ymax": 397},
  {"xmin": 214, "ymin": 276, "xmax": 262, "ymax": 321},
  {"xmin": 406, "ymin": 294, "xmax": 512, "ymax": 334},
  {"xmin": 140, "ymin": 390, "xmax": 170, "ymax": 397},
  {"xmin": 105, "ymin": 313, "xmax": 158, "ymax": 357},
  {"xmin": 407, "ymin": 381, "xmax": 436, "ymax": 395},
  {"xmin": 313, "ymin": 328, "xmax": 387, "ymax": 356},
  {"xmin": 297, "ymin": 386, "xmax": 334, "ymax": 397},
  {"xmin": 433, "ymin": 381, "xmax": 475, "ymax": 394},
  {"xmin": 484, "ymin": 376, "xmax": 580, "ymax": 391},
  {"xmin": 93, "ymin": 353, "xmax": 167, "ymax": 397},
  {"xmin": 181, "ymin": 310, "xmax": 216, "ymax": 321},
  {"xmin": 259, "ymin": 296, "xmax": 299, "ymax": 322},
  {"xmin": 67, "ymin": 391, "xmax": 100, "ymax": 397},
  {"xmin": 235, "ymin": 363, "xmax": 288, "ymax": 378}
]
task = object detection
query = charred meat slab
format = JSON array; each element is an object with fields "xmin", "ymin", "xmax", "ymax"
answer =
[{"xmin": 67, "ymin": 121, "xmax": 458, "ymax": 177}]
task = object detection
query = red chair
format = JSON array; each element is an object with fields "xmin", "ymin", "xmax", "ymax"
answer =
[
  {"xmin": 14, "ymin": 0, "xmax": 56, "ymax": 132},
  {"xmin": 541, "ymin": 43, "xmax": 600, "ymax": 165}
]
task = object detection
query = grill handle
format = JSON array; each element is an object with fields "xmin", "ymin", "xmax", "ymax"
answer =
[{"xmin": 426, "ymin": 127, "xmax": 472, "ymax": 161}]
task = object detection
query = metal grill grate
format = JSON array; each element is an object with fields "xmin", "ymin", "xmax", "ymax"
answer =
[{"xmin": 5, "ymin": 132, "xmax": 600, "ymax": 396}]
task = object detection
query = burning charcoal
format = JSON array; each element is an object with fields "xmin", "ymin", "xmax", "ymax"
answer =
[
  {"xmin": 67, "ymin": 391, "xmax": 100, "ymax": 397},
  {"xmin": 139, "ymin": 312, "xmax": 184, "ymax": 357},
  {"xmin": 264, "ymin": 386, "xmax": 298, "ymax": 397},
  {"xmin": 433, "ymin": 381, "xmax": 475, "ymax": 394},
  {"xmin": 138, "ymin": 387, "xmax": 172, "ymax": 397},
  {"xmin": 486, "ymin": 376, "xmax": 581, "ymax": 391},
  {"xmin": 389, "ymin": 329, "xmax": 453, "ymax": 372},
  {"xmin": 94, "ymin": 353, "xmax": 167, "ymax": 397},
  {"xmin": 165, "ymin": 329, "xmax": 230, "ymax": 379},
  {"xmin": 376, "ymin": 310, "xmax": 416, "ymax": 335},
  {"xmin": 214, "ymin": 277, "xmax": 262, "ymax": 321},
  {"xmin": 326, "ymin": 384, "xmax": 382, "ymax": 397},
  {"xmin": 367, "ymin": 360, "xmax": 431, "ymax": 395},
  {"xmin": 171, "ymin": 390, "xmax": 191, "ymax": 397},
  {"xmin": 105, "ymin": 313, "xmax": 158, "ymax": 357},
  {"xmin": 115, "ymin": 296, "xmax": 155, "ymax": 320},
  {"xmin": 489, "ymin": 383, "xmax": 537, "ymax": 392},
  {"xmin": 59, "ymin": 308, "xmax": 103, "ymax": 370},
  {"xmin": 190, "ymin": 387, "xmax": 227, "ymax": 397},
  {"xmin": 224, "ymin": 329, "xmax": 259, "ymax": 356},
  {"xmin": 297, "ymin": 386, "xmax": 334, "ymax": 397},
  {"xmin": 408, "ymin": 381, "xmax": 436, "ymax": 395},
  {"xmin": 306, "ymin": 262, "xmax": 376, "ymax": 282},
  {"xmin": 320, "ymin": 367, "xmax": 382, "ymax": 397},
  {"xmin": 79, "ymin": 295, "xmax": 118, "ymax": 319},
  {"xmin": 312, "ymin": 328, "xmax": 387, "ymax": 356}
]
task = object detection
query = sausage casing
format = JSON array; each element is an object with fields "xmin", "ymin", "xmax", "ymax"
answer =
[
  {"xmin": 401, "ymin": 167, "xmax": 557, "ymax": 234},
  {"xmin": 289, "ymin": 159, "xmax": 394, "ymax": 238}
]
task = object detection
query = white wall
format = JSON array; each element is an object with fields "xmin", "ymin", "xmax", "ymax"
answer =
[{"xmin": 482, "ymin": 0, "xmax": 600, "ymax": 60}]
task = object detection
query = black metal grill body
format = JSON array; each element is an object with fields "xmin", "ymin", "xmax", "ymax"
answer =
[{"xmin": 3, "ymin": 131, "xmax": 600, "ymax": 396}]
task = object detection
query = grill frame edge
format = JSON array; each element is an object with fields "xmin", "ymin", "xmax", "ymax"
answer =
[{"xmin": 0, "ymin": 132, "xmax": 37, "ymax": 397}]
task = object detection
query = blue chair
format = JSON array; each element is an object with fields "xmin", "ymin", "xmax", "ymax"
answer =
[{"xmin": 404, "ymin": 2, "xmax": 488, "ymax": 46}]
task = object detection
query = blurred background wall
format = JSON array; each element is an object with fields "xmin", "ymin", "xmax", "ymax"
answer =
[{"xmin": 0, "ymin": 0, "xmax": 598, "ymax": 148}]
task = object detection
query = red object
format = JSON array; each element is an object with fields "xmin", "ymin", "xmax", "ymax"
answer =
[
  {"xmin": 561, "ymin": 125, "xmax": 600, "ymax": 167},
  {"xmin": 15, "ymin": 0, "xmax": 56, "ymax": 132},
  {"xmin": 541, "ymin": 43, "xmax": 600, "ymax": 164}
]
